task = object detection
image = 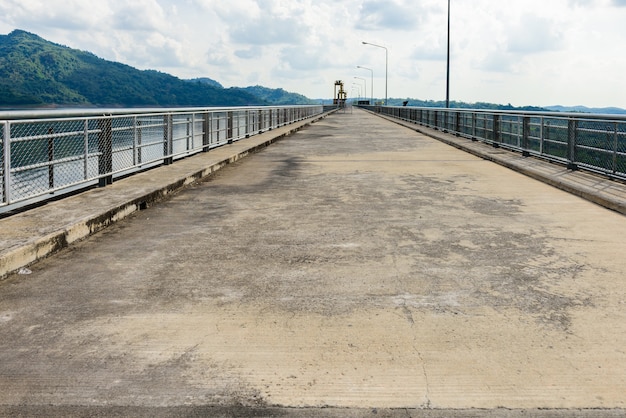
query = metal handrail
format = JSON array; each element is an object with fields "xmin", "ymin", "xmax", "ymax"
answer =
[
  {"xmin": 1, "ymin": 105, "xmax": 323, "ymax": 213},
  {"xmin": 361, "ymin": 105, "xmax": 626, "ymax": 181}
]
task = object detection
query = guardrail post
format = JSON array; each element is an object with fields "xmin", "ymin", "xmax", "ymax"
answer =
[
  {"xmin": 136, "ymin": 118, "xmax": 142, "ymax": 164},
  {"xmin": 227, "ymin": 111, "xmax": 234, "ymax": 144},
  {"xmin": 612, "ymin": 122, "xmax": 618, "ymax": 174},
  {"xmin": 83, "ymin": 120, "xmax": 89, "ymax": 180},
  {"xmin": 47, "ymin": 127, "xmax": 54, "ymax": 189},
  {"xmin": 492, "ymin": 114, "xmax": 500, "ymax": 147},
  {"xmin": 245, "ymin": 110, "xmax": 251, "ymax": 138},
  {"xmin": 2, "ymin": 122, "xmax": 10, "ymax": 204},
  {"xmin": 471, "ymin": 113, "xmax": 477, "ymax": 140},
  {"xmin": 163, "ymin": 114, "xmax": 173, "ymax": 165},
  {"xmin": 98, "ymin": 117, "xmax": 113, "ymax": 186},
  {"xmin": 203, "ymin": 112, "xmax": 211, "ymax": 152},
  {"xmin": 186, "ymin": 116, "xmax": 191, "ymax": 151},
  {"xmin": 522, "ymin": 116, "xmax": 530, "ymax": 156},
  {"xmin": 540, "ymin": 118, "xmax": 547, "ymax": 155},
  {"xmin": 567, "ymin": 119, "xmax": 578, "ymax": 170},
  {"xmin": 191, "ymin": 113, "xmax": 197, "ymax": 150}
]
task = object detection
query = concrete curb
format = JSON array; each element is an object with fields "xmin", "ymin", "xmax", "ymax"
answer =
[
  {"xmin": 1, "ymin": 406, "xmax": 625, "ymax": 417},
  {"xmin": 0, "ymin": 112, "xmax": 331, "ymax": 280},
  {"xmin": 373, "ymin": 112, "xmax": 626, "ymax": 216}
]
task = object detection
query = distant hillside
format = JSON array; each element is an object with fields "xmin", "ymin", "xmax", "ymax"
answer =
[
  {"xmin": 240, "ymin": 85, "xmax": 317, "ymax": 105},
  {"xmin": 187, "ymin": 77, "xmax": 223, "ymax": 89},
  {"xmin": 0, "ymin": 30, "xmax": 312, "ymax": 107},
  {"xmin": 545, "ymin": 105, "xmax": 626, "ymax": 115},
  {"xmin": 384, "ymin": 98, "xmax": 626, "ymax": 114},
  {"xmin": 389, "ymin": 98, "xmax": 548, "ymax": 112},
  {"xmin": 185, "ymin": 81, "xmax": 315, "ymax": 105}
]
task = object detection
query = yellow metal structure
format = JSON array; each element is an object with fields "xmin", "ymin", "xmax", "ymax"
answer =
[{"xmin": 333, "ymin": 80, "xmax": 347, "ymax": 106}]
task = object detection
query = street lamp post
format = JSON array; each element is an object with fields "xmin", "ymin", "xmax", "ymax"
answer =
[
  {"xmin": 362, "ymin": 41, "xmax": 388, "ymax": 106},
  {"xmin": 354, "ymin": 77, "xmax": 366, "ymax": 103},
  {"xmin": 356, "ymin": 65, "xmax": 373, "ymax": 104},
  {"xmin": 446, "ymin": 0, "xmax": 450, "ymax": 108}
]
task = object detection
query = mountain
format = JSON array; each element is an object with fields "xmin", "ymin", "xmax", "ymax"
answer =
[
  {"xmin": 389, "ymin": 98, "xmax": 548, "ymax": 112},
  {"xmin": 187, "ymin": 77, "xmax": 223, "ymax": 89},
  {"xmin": 185, "ymin": 81, "xmax": 316, "ymax": 105},
  {"xmin": 389, "ymin": 99, "xmax": 626, "ymax": 114},
  {"xmin": 240, "ymin": 85, "xmax": 317, "ymax": 105},
  {"xmin": 0, "ymin": 30, "xmax": 311, "ymax": 108},
  {"xmin": 545, "ymin": 105, "xmax": 626, "ymax": 115}
]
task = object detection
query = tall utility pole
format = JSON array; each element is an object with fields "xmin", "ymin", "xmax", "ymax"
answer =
[
  {"xmin": 362, "ymin": 42, "xmax": 388, "ymax": 106},
  {"xmin": 356, "ymin": 66, "xmax": 374, "ymax": 105},
  {"xmin": 446, "ymin": 0, "xmax": 451, "ymax": 108},
  {"xmin": 354, "ymin": 77, "xmax": 367, "ymax": 102}
]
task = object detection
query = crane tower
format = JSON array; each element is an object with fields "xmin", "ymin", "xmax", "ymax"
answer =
[{"xmin": 333, "ymin": 80, "xmax": 347, "ymax": 107}]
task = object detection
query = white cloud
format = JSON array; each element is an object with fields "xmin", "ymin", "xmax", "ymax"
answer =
[
  {"xmin": 278, "ymin": 45, "xmax": 333, "ymax": 71},
  {"xmin": 1, "ymin": 0, "xmax": 626, "ymax": 107},
  {"xmin": 356, "ymin": 0, "xmax": 422, "ymax": 31},
  {"xmin": 198, "ymin": 0, "xmax": 261, "ymax": 20},
  {"xmin": 568, "ymin": 0, "xmax": 598, "ymax": 6},
  {"xmin": 506, "ymin": 14, "xmax": 565, "ymax": 53},
  {"xmin": 231, "ymin": 16, "xmax": 309, "ymax": 45},
  {"xmin": 479, "ymin": 50, "xmax": 519, "ymax": 74},
  {"xmin": 235, "ymin": 48, "xmax": 263, "ymax": 60},
  {"xmin": 110, "ymin": 0, "xmax": 169, "ymax": 32},
  {"xmin": 0, "ymin": 0, "xmax": 111, "ymax": 30}
]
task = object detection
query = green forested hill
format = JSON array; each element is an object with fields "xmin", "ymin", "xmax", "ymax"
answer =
[
  {"xmin": 0, "ymin": 30, "xmax": 310, "ymax": 107},
  {"xmin": 241, "ymin": 85, "xmax": 317, "ymax": 105}
]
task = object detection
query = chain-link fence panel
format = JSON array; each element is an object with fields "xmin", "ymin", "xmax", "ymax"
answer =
[
  {"xmin": 361, "ymin": 105, "xmax": 626, "ymax": 181},
  {"xmin": 1, "ymin": 106, "xmax": 323, "ymax": 212}
]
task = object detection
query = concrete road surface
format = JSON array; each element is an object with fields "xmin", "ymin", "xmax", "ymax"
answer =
[{"xmin": 1, "ymin": 109, "xmax": 625, "ymax": 417}]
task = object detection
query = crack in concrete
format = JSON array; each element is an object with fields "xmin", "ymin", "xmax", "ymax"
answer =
[
  {"xmin": 414, "ymin": 344, "xmax": 431, "ymax": 409},
  {"xmin": 402, "ymin": 304, "xmax": 415, "ymax": 325}
]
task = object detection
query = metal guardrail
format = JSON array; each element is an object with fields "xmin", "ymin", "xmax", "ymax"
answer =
[
  {"xmin": 1, "ymin": 105, "xmax": 323, "ymax": 213},
  {"xmin": 362, "ymin": 105, "xmax": 626, "ymax": 181}
]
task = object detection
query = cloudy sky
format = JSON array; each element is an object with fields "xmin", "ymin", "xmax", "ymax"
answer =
[{"xmin": 1, "ymin": 0, "xmax": 626, "ymax": 108}]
